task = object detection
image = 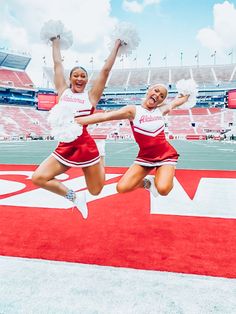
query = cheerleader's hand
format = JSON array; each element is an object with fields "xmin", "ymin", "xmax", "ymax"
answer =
[
  {"xmin": 120, "ymin": 40, "xmax": 127, "ymax": 46},
  {"xmin": 114, "ymin": 39, "xmax": 123, "ymax": 49},
  {"xmin": 176, "ymin": 79, "xmax": 198, "ymax": 109},
  {"xmin": 50, "ymin": 35, "xmax": 60, "ymax": 42}
]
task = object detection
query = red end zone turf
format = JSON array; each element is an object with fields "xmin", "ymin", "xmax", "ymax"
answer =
[{"xmin": 0, "ymin": 164, "xmax": 236, "ymax": 278}]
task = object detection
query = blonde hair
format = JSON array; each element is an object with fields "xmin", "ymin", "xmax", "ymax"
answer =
[{"xmin": 148, "ymin": 83, "xmax": 168, "ymax": 99}]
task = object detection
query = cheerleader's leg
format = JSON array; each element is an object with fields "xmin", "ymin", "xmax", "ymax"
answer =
[
  {"xmin": 32, "ymin": 155, "xmax": 69, "ymax": 196},
  {"xmin": 116, "ymin": 164, "xmax": 151, "ymax": 193},
  {"xmin": 32, "ymin": 156, "xmax": 88, "ymax": 219},
  {"xmin": 82, "ymin": 160, "xmax": 105, "ymax": 195},
  {"xmin": 154, "ymin": 164, "xmax": 176, "ymax": 196}
]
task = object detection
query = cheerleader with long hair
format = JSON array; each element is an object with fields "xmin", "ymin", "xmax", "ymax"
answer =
[{"xmin": 32, "ymin": 21, "xmax": 131, "ymax": 219}]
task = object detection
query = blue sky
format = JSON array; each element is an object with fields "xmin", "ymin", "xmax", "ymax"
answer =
[
  {"xmin": 111, "ymin": 0, "xmax": 236, "ymax": 67},
  {"xmin": 1, "ymin": 0, "xmax": 236, "ymax": 85}
]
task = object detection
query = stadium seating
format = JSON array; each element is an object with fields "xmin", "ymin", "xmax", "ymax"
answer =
[
  {"xmin": 168, "ymin": 109, "xmax": 190, "ymax": 116},
  {"xmin": 149, "ymin": 67, "xmax": 169, "ymax": 86},
  {"xmin": 1, "ymin": 60, "xmax": 236, "ymax": 141},
  {"xmin": 0, "ymin": 105, "xmax": 235, "ymax": 140},
  {"xmin": 191, "ymin": 108, "xmax": 209, "ymax": 115},
  {"xmin": 170, "ymin": 67, "xmax": 192, "ymax": 83},
  {"xmin": 16, "ymin": 71, "xmax": 34, "ymax": 87},
  {"xmin": 42, "ymin": 64, "xmax": 236, "ymax": 96},
  {"xmin": 0, "ymin": 69, "xmax": 34, "ymax": 89},
  {"xmin": 191, "ymin": 66, "xmax": 216, "ymax": 85},
  {"xmin": 208, "ymin": 108, "xmax": 221, "ymax": 114},
  {"xmin": 0, "ymin": 106, "xmax": 49, "ymax": 138},
  {"xmin": 166, "ymin": 115, "xmax": 195, "ymax": 135},
  {"xmin": 128, "ymin": 68, "xmax": 149, "ymax": 89},
  {"xmin": 213, "ymin": 64, "xmax": 235, "ymax": 83},
  {"xmin": 108, "ymin": 69, "xmax": 130, "ymax": 89}
]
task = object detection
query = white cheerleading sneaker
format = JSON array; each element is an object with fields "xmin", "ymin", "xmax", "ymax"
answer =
[
  {"xmin": 73, "ymin": 190, "xmax": 88, "ymax": 219},
  {"xmin": 145, "ymin": 175, "xmax": 159, "ymax": 198}
]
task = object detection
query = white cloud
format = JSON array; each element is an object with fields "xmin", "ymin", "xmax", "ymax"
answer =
[
  {"xmin": 1, "ymin": 0, "xmax": 116, "ymax": 46},
  {"xmin": 0, "ymin": 3, "xmax": 29, "ymax": 50},
  {"xmin": 143, "ymin": 0, "xmax": 160, "ymax": 5},
  {"xmin": 1, "ymin": 24, "xmax": 29, "ymax": 51},
  {"xmin": 122, "ymin": 0, "xmax": 160, "ymax": 13},
  {"xmin": 0, "ymin": 0, "xmax": 119, "ymax": 86},
  {"xmin": 197, "ymin": 1, "xmax": 236, "ymax": 52},
  {"xmin": 123, "ymin": 1, "xmax": 143, "ymax": 13}
]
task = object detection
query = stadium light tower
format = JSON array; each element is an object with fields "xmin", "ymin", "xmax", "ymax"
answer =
[
  {"xmin": 180, "ymin": 52, "xmax": 183, "ymax": 66},
  {"xmin": 120, "ymin": 56, "xmax": 124, "ymax": 69},
  {"xmin": 89, "ymin": 57, "xmax": 94, "ymax": 71},
  {"xmin": 228, "ymin": 50, "xmax": 233, "ymax": 64},
  {"xmin": 194, "ymin": 52, "xmax": 199, "ymax": 67},
  {"xmin": 162, "ymin": 54, "xmax": 167, "ymax": 67},
  {"xmin": 211, "ymin": 51, "xmax": 216, "ymax": 65},
  {"xmin": 147, "ymin": 54, "xmax": 151, "ymax": 67},
  {"xmin": 133, "ymin": 55, "xmax": 137, "ymax": 69}
]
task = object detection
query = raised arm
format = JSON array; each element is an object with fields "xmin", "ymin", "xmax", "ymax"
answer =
[
  {"xmin": 89, "ymin": 39, "xmax": 122, "ymax": 106},
  {"xmin": 75, "ymin": 105, "xmax": 135, "ymax": 125},
  {"xmin": 160, "ymin": 95, "xmax": 190, "ymax": 115},
  {"xmin": 51, "ymin": 37, "xmax": 67, "ymax": 97}
]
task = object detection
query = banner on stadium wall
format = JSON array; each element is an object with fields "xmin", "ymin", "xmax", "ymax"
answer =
[
  {"xmin": 186, "ymin": 135, "xmax": 207, "ymax": 140},
  {"xmin": 227, "ymin": 89, "xmax": 236, "ymax": 109},
  {"xmin": 37, "ymin": 94, "xmax": 57, "ymax": 110}
]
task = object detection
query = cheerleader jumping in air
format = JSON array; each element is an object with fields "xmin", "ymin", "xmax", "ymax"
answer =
[
  {"xmin": 32, "ymin": 21, "xmax": 139, "ymax": 219},
  {"xmin": 76, "ymin": 79, "xmax": 197, "ymax": 201}
]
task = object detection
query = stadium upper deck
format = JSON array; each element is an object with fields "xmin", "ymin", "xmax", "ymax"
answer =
[
  {"xmin": 0, "ymin": 49, "xmax": 35, "ymax": 90},
  {"xmin": 43, "ymin": 63, "xmax": 236, "ymax": 91},
  {"xmin": 0, "ymin": 49, "xmax": 36, "ymax": 106},
  {"xmin": 42, "ymin": 64, "xmax": 236, "ymax": 109},
  {"xmin": 0, "ymin": 49, "xmax": 236, "ymax": 109}
]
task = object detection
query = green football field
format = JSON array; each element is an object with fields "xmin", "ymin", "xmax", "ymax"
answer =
[{"xmin": 0, "ymin": 139, "xmax": 235, "ymax": 170}]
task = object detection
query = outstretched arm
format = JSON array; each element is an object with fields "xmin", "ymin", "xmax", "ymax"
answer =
[
  {"xmin": 51, "ymin": 37, "xmax": 67, "ymax": 97},
  {"xmin": 75, "ymin": 105, "xmax": 135, "ymax": 125},
  {"xmin": 160, "ymin": 94, "xmax": 189, "ymax": 115},
  {"xmin": 89, "ymin": 39, "xmax": 122, "ymax": 106}
]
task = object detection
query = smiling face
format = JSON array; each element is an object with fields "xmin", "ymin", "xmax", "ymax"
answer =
[
  {"xmin": 143, "ymin": 84, "xmax": 168, "ymax": 110},
  {"xmin": 69, "ymin": 67, "xmax": 88, "ymax": 93}
]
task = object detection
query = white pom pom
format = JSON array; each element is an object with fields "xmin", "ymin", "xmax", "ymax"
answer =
[
  {"xmin": 40, "ymin": 20, "xmax": 73, "ymax": 50},
  {"xmin": 176, "ymin": 79, "xmax": 198, "ymax": 109},
  {"xmin": 47, "ymin": 103, "xmax": 82, "ymax": 142},
  {"xmin": 108, "ymin": 22, "xmax": 140, "ymax": 57},
  {"xmin": 47, "ymin": 103, "xmax": 76, "ymax": 126},
  {"xmin": 51, "ymin": 123, "xmax": 83, "ymax": 143}
]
